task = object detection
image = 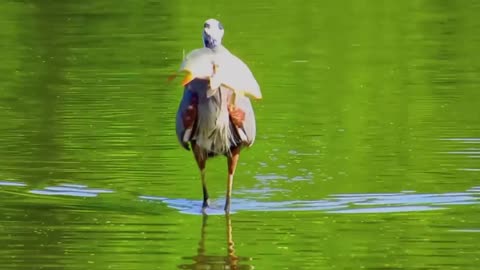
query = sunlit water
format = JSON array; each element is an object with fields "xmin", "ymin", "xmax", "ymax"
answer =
[{"xmin": 1, "ymin": 1, "xmax": 480, "ymax": 269}]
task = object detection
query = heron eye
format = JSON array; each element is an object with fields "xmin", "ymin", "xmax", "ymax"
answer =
[
  {"xmin": 204, "ymin": 23, "xmax": 210, "ymax": 29},
  {"xmin": 218, "ymin": 22, "xmax": 224, "ymax": 30}
]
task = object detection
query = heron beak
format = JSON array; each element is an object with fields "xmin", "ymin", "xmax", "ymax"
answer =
[{"xmin": 181, "ymin": 71, "xmax": 194, "ymax": 86}]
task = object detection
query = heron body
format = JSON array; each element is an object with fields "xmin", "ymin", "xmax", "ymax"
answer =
[{"xmin": 175, "ymin": 19, "xmax": 261, "ymax": 212}]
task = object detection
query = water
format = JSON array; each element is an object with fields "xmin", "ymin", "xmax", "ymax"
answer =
[{"xmin": 1, "ymin": 0, "xmax": 480, "ymax": 269}]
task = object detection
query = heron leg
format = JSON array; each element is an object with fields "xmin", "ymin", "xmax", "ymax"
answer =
[
  {"xmin": 193, "ymin": 143, "xmax": 209, "ymax": 209},
  {"xmin": 225, "ymin": 146, "xmax": 241, "ymax": 213}
]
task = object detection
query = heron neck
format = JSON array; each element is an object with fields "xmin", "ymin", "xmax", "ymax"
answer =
[{"xmin": 210, "ymin": 44, "xmax": 227, "ymax": 52}]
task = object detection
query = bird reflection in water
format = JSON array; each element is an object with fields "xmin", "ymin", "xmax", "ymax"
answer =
[{"xmin": 178, "ymin": 214, "xmax": 254, "ymax": 270}]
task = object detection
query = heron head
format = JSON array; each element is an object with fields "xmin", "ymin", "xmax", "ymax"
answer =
[{"xmin": 203, "ymin": 18, "xmax": 224, "ymax": 49}]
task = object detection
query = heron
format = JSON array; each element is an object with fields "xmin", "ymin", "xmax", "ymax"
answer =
[{"xmin": 174, "ymin": 18, "xmax": 262, "ymax": 213}]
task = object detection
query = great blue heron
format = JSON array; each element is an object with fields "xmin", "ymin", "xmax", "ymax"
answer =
[{"xmin": 174, "ymin": 18, "xmax": 262, "ymax": 213}]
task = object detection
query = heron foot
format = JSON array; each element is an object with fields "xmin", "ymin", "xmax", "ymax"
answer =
[{"xmin": 202, "ymin": 199, "xmax": 210, "ymax": 209}]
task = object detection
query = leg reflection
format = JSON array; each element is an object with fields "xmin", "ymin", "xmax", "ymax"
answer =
[
  {"xmin": 178, "ymin": 214, "xmax": 253, "ymax": 270},
  {"xmin": 226, "ymin": 213, "xmax": 238, "ymax": 269}
]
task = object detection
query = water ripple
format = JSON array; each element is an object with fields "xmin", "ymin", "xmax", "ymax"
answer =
[
  {"xmin": 140, "ymin": 186, "xmax": 480, "ymax": 215},
  {"xmin": 327, "ymin": 205, "xmax": 444, "ymax": 214},
  {"xmin": 30, "ymin": 183, "xmax": 114, "ymax": 197},
  {"xmin": 3, "ymin": 179, "xmax": 478, "ymax": 215},
  {"xmin": 0, "ymin": 180, "xmax": 27, "ymax": 187},
  {"xmin": 440, "ymin": 138, "xmax": 480, "ymax": 143}
]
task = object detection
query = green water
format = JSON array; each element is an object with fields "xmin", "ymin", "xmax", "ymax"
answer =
[{"xmin": 1, "ymin": 0, "xmax": 480, "ymax": 269}]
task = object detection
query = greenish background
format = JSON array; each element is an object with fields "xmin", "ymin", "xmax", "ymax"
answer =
[{"xmin": 1, "ymin": 0, "xmax": 480, "ymax": 269}]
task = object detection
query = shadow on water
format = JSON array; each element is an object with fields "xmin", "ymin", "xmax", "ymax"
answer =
[{"xmin": 177, "ymin": 214, "xmax": 253, "ymax": 270}]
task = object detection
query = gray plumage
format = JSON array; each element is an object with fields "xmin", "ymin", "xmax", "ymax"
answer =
[{"xmin": 176, "ymin": 79, "xmax": 256, "ymax": 156}]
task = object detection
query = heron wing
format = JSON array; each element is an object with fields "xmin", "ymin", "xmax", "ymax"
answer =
[
  {"xmin": 176, "ymin": 88, "xmax": 196, "ymax": 150},
  {"xmin": 179, "ymin": 48, "xmax": 214, "ymax": 79},
  {"xmin": 224, "ymin": 86, "xmax": 257, "ymax": 146},
  {"xmin": 215, "ymin": 49, "xmax": 262, "ymax": 100}
]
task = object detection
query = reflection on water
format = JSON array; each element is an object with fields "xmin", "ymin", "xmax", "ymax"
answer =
[{"xmin": 178, "ymin": 214, "xmax": 253, "ymax": 270}]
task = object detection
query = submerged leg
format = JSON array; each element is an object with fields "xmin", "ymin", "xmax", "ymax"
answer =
[
  {"xmin": 225, "ymin": 147, "xmax": 241, "ymax": 213},
  {"xmin": 193, "ymin": 143, "xmax": 209, "ymax": 209}
]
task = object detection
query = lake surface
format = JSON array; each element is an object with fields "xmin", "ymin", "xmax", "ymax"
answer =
[{"xmin": 1, "ymin": 0, "xmax": 480, "ymax": 269}]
